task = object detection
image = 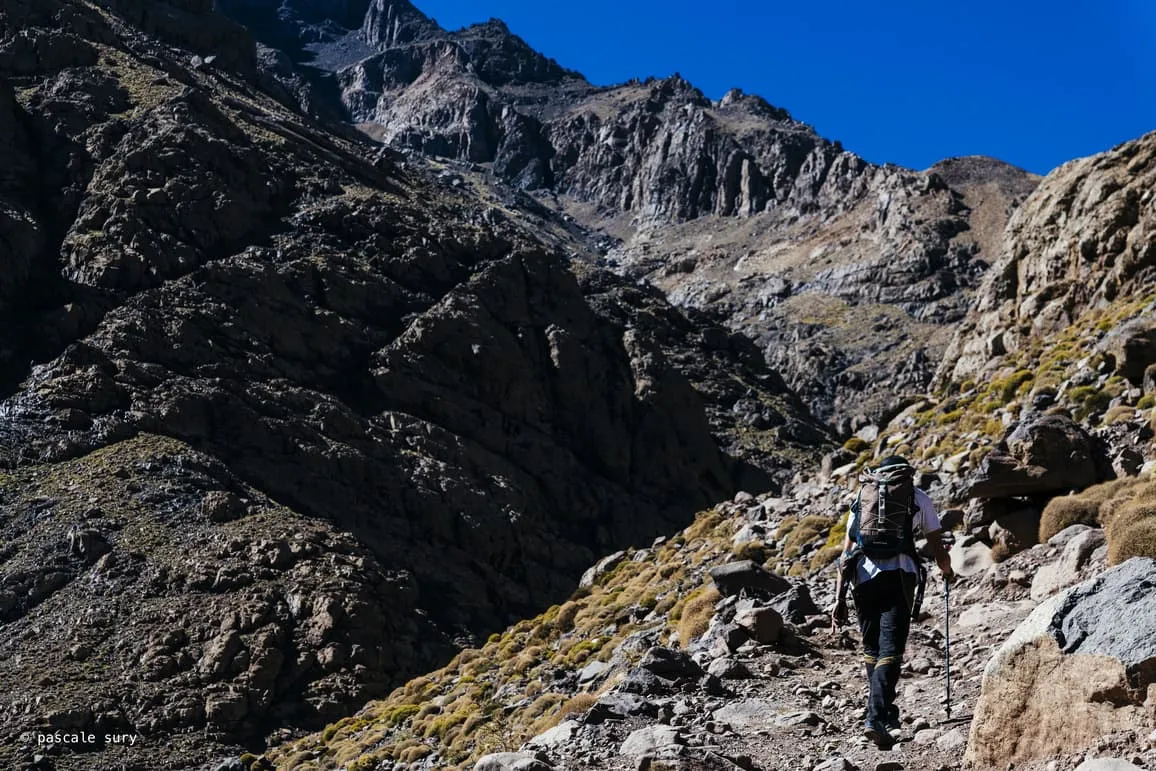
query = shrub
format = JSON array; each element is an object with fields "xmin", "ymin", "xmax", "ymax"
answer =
[
  {"xmin": 385, "ymin": 704, "xmax": 421, "ymax": 727},
  {"xmin": 937, "ymin": 409, "xmax": 964, "ymax": 425},
  {"xmin": 553, "ymin": 601, "xmax": 580, "ymax": 632},
  {"xmin": 1068, "ymin": 385, "xmax": 1113, "ymax": 420},
  {"xmin": 1137, "ymin": 394, "xmax": 1156, "ymax": 410},
  {"xmin": 809, "ymin": 545, "xmax": 842, "ymax": 572},
  {"xmin": 783, "ymin": 515, "xmax": 834, "ymax": 555},
  {"xmin": 1104, "ymin": 405, "xmax": 1136, "ymax": 425},
  {"xmin": 1104, "ymin": 499, "xmax": 1156, "ymax": 543},
  {"xmin": 732, "ymin": 540, "xmax": 768, "ymax": 564},
  {"xmin": 843, "ymin": 437, "xmax": 870, "ymax": 453},
  {"xmin": 993, "ymin": 369, "xmax": 1034, "ymax": 404},
  {"xmin": 557, "ymin": 692, "xmax": 598, "ymax": 719},
  {"xmin": 1098, "ymin": 479, "xmax": 1154, "ymax": 530},
  {"xmin": 1039, "ymin": 496, "xmax": 1100, "ymax": 542},
  {"xmin": 1108, "ymin": 518, "xmax": 1156, "ymax": 564},
  {"xmin": 990, "ymin": 541, "xmax": 1012, "ymax": 563},
  {"xmin": 677, "ymin": 587, "xmax": 720, "ymax": 649}
]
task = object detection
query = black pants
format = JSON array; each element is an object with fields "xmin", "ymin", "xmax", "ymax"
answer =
[{"xmin": 853, "ymin": 569, "xmax": 915, "ymax": 726}]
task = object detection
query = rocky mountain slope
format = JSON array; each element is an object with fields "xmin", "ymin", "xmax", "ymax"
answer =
[
  {"xmin": 0, "ymin": 2, "xmax": 829, "ymax": 768},
  {"xmin": 215, "ymin": 0, "xmax": 1042, "ymax": 431},
  {"xmin": 269, "ymin": 489, "xmax": 1156, "ymax": 771},
  {"xmin": 4, "ymin": 1, "xmax": 1156, "ymax": 771},
  {"xmin": 263, "ymin": 57, "xmax": 1156, "ymax": 771}
]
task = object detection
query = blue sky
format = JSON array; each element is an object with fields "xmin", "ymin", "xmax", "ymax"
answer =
[{"xmin": 416, "ymin": 0, "xmax": 1156, "ymax": 175}]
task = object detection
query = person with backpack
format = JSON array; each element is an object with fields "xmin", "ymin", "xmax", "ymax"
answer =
[{"xmin": 830, "ymin": 455, "xmax": 954, "ymax": 749}]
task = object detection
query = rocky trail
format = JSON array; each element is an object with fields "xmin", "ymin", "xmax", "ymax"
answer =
[{"xmin": 471, "ymin": 521, "xmax": 1156, "ymax": 771}]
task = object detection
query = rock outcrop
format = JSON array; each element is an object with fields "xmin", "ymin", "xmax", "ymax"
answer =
[
  {"xmin": 942, "ymin": 131, "xmax": 1156, "ymax": 386},
  {"xmin": 214, "ymin": 1, "xmax": 1041, "ymax": 428},
  {"xmin": 0, "ymin": 3, "xmax": 828, "ymax": 767},
  {"xmin": 966, "ymin": 557, "xmax": 1156, "ymax": 768}
]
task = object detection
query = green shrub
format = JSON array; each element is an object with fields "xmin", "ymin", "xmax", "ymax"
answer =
[
  {"xmin": 1104, "ymin": 405, "xmax": 1136, "ymax": 425},
  {"xmin": 1137, "ymin": 394, "xmax": 1155, "ymax": 410},
  {"xmin": 385, "ymin": 704, "xmax": 421, "ymax": 727},
  {"xmin": 992, "ymin": 369, "xmax": 1034, "ymax": 404},
  {"xmin": 937, "ymin": 409, "xmax": 964, "ymax": 425},
  {"xmin": 843, "ymin": 437, "xmax": 870, "ymax": 453},
  {"xmin": 1069, "ymin": 385, "xmax": 1114, "ymax": 420}
]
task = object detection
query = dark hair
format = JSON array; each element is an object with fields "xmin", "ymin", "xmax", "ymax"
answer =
[{"xmin": 878, "ymin": 455, "xmax": 909, "ymax": 468}]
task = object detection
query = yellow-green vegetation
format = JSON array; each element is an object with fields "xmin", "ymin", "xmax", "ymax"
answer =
[
  {"xmin": 270, "ymin": 507, "xmax": 744, "ymax": 770},
  {"xmin": 779, "ymin": 515, "xmax": 835, "ymax": 560},
  {"xmin": 1037, "ymin": 476, "xmax": 1156, "ymax": 564},
  {"xmin": 892, "ymin": 291, "xmax": 1156, "ymax": 472},
  {"xmin": 1104, "ymin": 405, "xmax": 1136, "ymax": 425},
  {"xmin": 674, "ymin": 585, "xmax": 721, "ymax": 649},
  {"xmin": 809, "ymin": 512, "xmax": 849, "ymax": 571},
  {"xmin": 732, "ymin": 539, "xmax": 768, "ymax": 564},
  {"xmin": 842, "ymin": 437, "xmax": 870, "ymax": 454}
]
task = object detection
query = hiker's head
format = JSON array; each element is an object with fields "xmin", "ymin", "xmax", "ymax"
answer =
[{"xmin": 877, "ymin": 455, "xmax": 909, "ymax": 469}]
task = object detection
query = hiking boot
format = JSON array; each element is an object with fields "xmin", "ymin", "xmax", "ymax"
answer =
[
  {"xmin": 886, "ymin": 707, "xmax": 902, "ymax": 738},
  {"xmin": 864, "ymin": 719, "xmax": 896, "ymax": 749}
]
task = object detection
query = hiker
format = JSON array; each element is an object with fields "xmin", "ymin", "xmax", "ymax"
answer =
[{"xmin": 830, "ymin": 455, "xmax": 954, "ymax": 749}]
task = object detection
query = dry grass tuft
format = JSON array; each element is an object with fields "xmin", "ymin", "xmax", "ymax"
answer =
[{"xmin": 676, "ymin": 586, "xmax": 720, "ymax": 650}]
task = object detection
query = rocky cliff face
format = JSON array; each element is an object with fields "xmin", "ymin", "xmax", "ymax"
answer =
[
  {"xmin": 941, "ymin": 131, "xmax": 1156, "ymax": 385},
  {"xmin": 0, "ymin": 2, "xmax": 827, "ymax": 768},
  {"xmin": 215, "ymin": 0, "xmax": 1041, "ymax": 430}
]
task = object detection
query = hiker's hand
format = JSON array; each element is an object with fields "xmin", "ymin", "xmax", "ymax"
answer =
[
  {"xmin": 937, "ymin": 555, "xmax": 955, "ymax": 583},
  {"xmin": 829, "ymin": 600, "xmax": 848, "ymax": 631}
]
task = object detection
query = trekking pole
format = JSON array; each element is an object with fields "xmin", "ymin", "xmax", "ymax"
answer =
[{"xmin": 944, "ymin": 580, "xmax": 952, "ymax": 721}]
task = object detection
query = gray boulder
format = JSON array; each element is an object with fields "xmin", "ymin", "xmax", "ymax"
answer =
[
  {"xmin": 619, "ymin": 725, "xmax": 683, "ymax": 757},
  {"xmin": 1030, "ymin": 527, "xmax": 1107, "ymax": 600},
  {"xmin": 585, "ymin": 692, "xmax": 658, "ymax": 724},
  {"xmin": 966, "ymin": 557, "xmax": 1156, "ymax": 767},
  {"xmin": 733, "ymin": 605, "xmax": 784, "ymax": 644},
  {"xmin": 708, "ymin": 560, "xmax": 791, "ymax": 598},
  {"xmin": 1073, "ymin": 761, "xmax": 1143, "ymax": 771},
  {"xmin": 474, "ymin": 752, "xmax": 553, "ymax": 771},
  {"xmin": 967, "ymin": 415, "xmax": 1100, "ymax": 498},
  {"xmin": 638, "ymin": 646, "xmax": 703, "ymax": 679},
  {"xmin": 768, "ymin": 583, "xmax": 821, "ymax": 624}
]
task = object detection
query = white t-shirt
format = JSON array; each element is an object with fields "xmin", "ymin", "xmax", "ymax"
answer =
[{"xmin": 847, "ymin": 487, "xmax": 941, "ymax": 585}]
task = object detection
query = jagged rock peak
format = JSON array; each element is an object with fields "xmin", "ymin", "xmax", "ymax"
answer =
[
  {"xmin": 362, "ymin": 0, "xmax": 442, "ymax": 48},
  {"xmin": 717, "ymin": 87, "xmax": 793, "ymax": 122}
]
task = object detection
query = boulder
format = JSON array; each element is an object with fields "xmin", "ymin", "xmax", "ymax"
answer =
[
  {"xmin": 949, "ymin": 540, "xmax": 994, "ymax": 577},
  {"xmin": 733, "ymin": 606, "xmax": 783, "ymax": 644},
  {"xmin": 965, "ymin": 557, "xmax": 1156, "ymax": 767},
  {"xmin": 475, "ymin": 752, "xmax": 553, "ymax": 771},
  {"xmin": 1101, "ymin": 319, "xmax": 1156, "ymax": 385},
  {"xmin": 966, "ymin": 415, "xmax": 1099, "ymax": 498},
  {"xmin": 1073, "ymin": 760, "xmax": 1142, "ymax": 771},
  {"xmin": 638, "ymin": 647, "xmax": 702, "ymax": 679},
  {"xmin": 768, "ymin": 583, "xmax": 821, "ymax": 624},
  {"xmin": 1030, "ymin": 527, "xmax": 1107, "ymax": 600},
  {"xmin": 712, "ymin": 698, "xmax": 780, "ymax": 731},
  {"xmin": 619, "ymin": 668, "xmax": 671, "ymax": 696},
  {"xmin": 579, "ymin": 551, "xmax": 627, "ymax": 589},
  {"xmin": 526, "ymin": 720, "xmax": 579, "ymax": 751},
  {"xmin": 991, "ymin": 505, "xmax": 1042, "ymax": 549},
  {"xmin": 707, "ymin": 560, "xmax": 790, "ymax": 598},
  {"xmin": 619, "ymin": 725, "xmax": 683, "ymax": 757},
  {"xmin": 585, "ymin": 693, "xmax": 658, "ymax": 724},
  {"xmin": 707, "ymin": 657, "xmax": 753, "ymax": 679}
]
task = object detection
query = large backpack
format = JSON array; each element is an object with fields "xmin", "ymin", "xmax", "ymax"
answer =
[{"xmin": 853, "ymin": 463, "xmax": 917, "ymax": 559}]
